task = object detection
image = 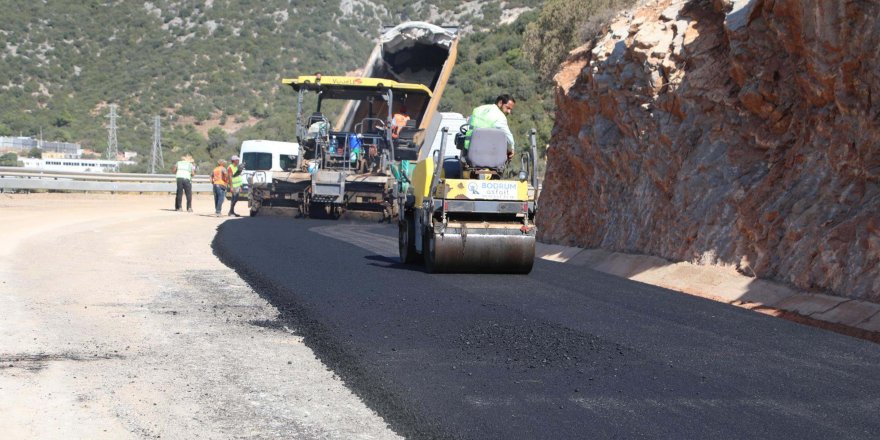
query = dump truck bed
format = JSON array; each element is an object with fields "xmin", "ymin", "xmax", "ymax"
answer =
[{"xmin": 337, "ymin": 22, "xmax": 459, "ymax": 136}]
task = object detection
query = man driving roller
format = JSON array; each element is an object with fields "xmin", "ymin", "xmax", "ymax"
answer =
[{"xmin": 465, "ymin": 94, "xmax": 516, "ymax": 158}]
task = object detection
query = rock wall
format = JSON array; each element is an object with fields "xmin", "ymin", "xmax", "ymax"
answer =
[{"xmin": 537, "ymin": 0, "xmax": 880, "ymax": 300}]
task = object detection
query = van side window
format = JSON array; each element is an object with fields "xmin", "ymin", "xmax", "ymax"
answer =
[{"xmin": 242, "ymin": 152, "xmax": 272, "ymax": 170}]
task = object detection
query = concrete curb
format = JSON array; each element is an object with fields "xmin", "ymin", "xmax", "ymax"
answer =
[{"xmin": 536, "ymin": 243, "xmax": 880, "ymax": 341}]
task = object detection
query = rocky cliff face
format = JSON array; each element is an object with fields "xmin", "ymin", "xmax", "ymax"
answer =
[{"xmin": 537, "ymin": 0, "xmax": 880, "ymax": 301}]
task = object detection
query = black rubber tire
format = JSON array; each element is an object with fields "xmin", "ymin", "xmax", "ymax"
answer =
[
  {"xmin": 423, "ymin": 229, "xmax": 437, "ymax": 273},
  {"xmin": 398, "ymin": 213, "xmax": 422, "ymax": 264},
  {"xmin": 308, "ymin": 202, "xmax": 324, "ymax": 219}
]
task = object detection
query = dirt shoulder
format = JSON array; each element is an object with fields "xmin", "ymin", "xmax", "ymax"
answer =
[{"xmin": 0, "ymin": 193, "xmax": 400, "ymax": 439}]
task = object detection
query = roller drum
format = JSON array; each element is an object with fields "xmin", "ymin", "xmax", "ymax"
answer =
[{"xmin": 424, "ymin": 229, "xmax": 535, "ymax": 274}]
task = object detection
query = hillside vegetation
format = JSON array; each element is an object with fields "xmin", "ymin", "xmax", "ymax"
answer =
[{"xmin": 1, "ymin": 0, "xmax": 625, "ymax": 170}]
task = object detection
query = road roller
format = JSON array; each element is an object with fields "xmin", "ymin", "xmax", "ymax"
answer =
[{"xmin": 398, "ymin": 126, "xmax": 539, "ymax": 273}]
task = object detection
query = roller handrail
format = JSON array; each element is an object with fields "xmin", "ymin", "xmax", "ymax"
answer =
[
  {"xmin": 428, "ymin": 127, "xmax": 449, "ymax": 207},
  {"xmin": 529, "ymin": 128, "xmax": 539, "ymax": 192}
]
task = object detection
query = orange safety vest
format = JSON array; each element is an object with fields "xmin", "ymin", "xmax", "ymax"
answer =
[
  {"xmin": 211, "ymin": 166, "xmax": 227, "ymax": 185},
  {"xmin": 392, "ymin": 113, "xmax": 410, "ymax": 139}
]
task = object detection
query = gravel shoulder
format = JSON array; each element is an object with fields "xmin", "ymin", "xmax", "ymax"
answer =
[{"xmin": 0, "ymin": 193, "xmax": 401, "ymax": 439}]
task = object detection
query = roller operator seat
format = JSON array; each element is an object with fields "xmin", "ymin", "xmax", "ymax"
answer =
[{"xmin": 465, "ymin": 128, "xmax": 509, "ymax": 172}]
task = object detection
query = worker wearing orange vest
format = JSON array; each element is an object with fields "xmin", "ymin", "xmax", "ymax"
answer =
[
  {"xmin": 211, "ymin": 159, "xmax": 229, "ymax": 217},
  {"xmin": 391, "ymin": 105, "xmax": 410, "ymax": 140}
]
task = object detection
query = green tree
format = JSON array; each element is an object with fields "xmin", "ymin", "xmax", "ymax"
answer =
[
  {"xmin": 27, "ymin": 147, "xmax": 42, "ymax": 158},
  {"xmin": 0, "ymin": 152, "xmax": 21, "ymax": 166},
  {"xmin": 52, "ymin": 111, "xmax": 73, "ymax": 128},
  {"xmin": 207, "ymin": 127, "xmax": 227, "ymax": 156}
]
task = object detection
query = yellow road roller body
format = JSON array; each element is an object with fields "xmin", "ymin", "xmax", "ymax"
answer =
[{"xmin": 398, "ymin": 126, "xmax": 539, "ymax": 274}]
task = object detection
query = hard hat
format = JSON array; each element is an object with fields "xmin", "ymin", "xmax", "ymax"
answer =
[{"xmin": 230, "ymin": 155, "xmax": 240, "ymax": 161}]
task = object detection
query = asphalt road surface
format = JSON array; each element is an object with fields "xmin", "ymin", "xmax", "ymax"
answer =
[{"xmin": 214, "ymin": 216, "xmax": 880, "ymax": 440}]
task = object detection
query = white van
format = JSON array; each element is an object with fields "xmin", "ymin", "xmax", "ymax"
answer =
[
  {"xmin": 420, "ymin": 112, "xmax": 468, "ymax": 160},
  {"xmin": 239, "ymin": 139, "xmax": 300, "ymax": 193}
]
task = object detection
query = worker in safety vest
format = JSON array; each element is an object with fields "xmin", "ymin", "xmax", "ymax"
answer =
[
  {"xmin": 464, "ymin": 94, "xmax": 516, "ymax": 157},
  {"xmin": 171, "ymin": 155, "xmax": 196, "ymax": 212},
  {"xmin": 211, "ymin": 159, "xmax": 229, "ymax": 217},
  {"xmin": 226, "ymin": 155, "xmax": 244, "ymax": 217},
  {"xmin": 391, "ymin": 105, "xmax": 410, "ymax": 140}
]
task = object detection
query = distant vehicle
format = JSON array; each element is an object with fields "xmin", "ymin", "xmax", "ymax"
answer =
[
  {"xmin": 421, "ymin": 112, "xmax": 467, "ymax": 160},
  {"xmin": 238, "ymin": 139, "xmax": 299, "ymax": 196}
]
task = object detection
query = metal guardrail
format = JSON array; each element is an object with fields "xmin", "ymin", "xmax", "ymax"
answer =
[{"xmin": 0, "ymin": 167, "xmax": 212, "ymax": 193}]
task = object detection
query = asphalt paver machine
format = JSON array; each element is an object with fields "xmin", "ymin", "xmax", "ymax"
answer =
[{"xmin": 280, "ymin": 75, "xmax": 433, "ymax": 218}]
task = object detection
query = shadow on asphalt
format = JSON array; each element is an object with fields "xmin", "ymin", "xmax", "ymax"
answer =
[{"xmin": 364, "ymin": 255, "xmax": 425, "ymax": 272}]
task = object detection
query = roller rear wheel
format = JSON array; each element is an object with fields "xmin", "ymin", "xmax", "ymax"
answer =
[
  {"xmin": 423, "ymin": 229, "xmax": 437, "ymax": 273},
  {"xmin": 398, "ymin": 213, "xmax": 421, "ymax": 264}
]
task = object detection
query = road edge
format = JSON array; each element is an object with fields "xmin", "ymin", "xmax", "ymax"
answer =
[{"xmin": 536, "ymin": 243, "xmax": 880, "ymax": 344}]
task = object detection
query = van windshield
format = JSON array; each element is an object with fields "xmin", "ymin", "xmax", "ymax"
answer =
[
  {"xmin": 280, "ymin": 154, "xmax": 297, "ymax": 171},
  {"xmin": 242, "ymin": 152, "xmax": 271, "ymax": 171}
]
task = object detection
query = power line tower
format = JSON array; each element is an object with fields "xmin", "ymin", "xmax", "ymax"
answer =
[
  {"xmin": 149, "ymin": 116, "xmax": 164, "ymax": 174},
  {"xmin": 105, "ymin": 104, "xmax": 119, "ymax": 160}
]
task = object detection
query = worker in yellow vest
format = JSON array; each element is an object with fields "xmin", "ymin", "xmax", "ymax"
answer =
[
  {"xmin": 211, "ymin": 159, "xmax": 229, "ymax": 217},
  {"xmin": 171, "ymin": 155, "xmax": 196, "ymax": 212},
  {"xmin": 464, "ymin": 94, "xmax": 516, "ymax": 157},
  {"xmin": 227, "ymin": 155, "xmax": 244, "ymax": 217}
]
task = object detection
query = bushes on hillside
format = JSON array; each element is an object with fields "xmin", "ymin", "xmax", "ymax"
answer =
[{"xmin": 523, "ymin": 0, "xmax": 636, "ymax": 82}]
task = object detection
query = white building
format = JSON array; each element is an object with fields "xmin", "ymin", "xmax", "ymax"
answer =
[
  {"xmin": 19, "ymin": 157, "xmax": 121, "ymax": 173},
  {"xmin": 0, "ymin": 136, "xmax": 80, "ymax": 156}
]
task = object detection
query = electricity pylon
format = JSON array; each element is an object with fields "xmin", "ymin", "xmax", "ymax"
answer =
[
  {"xmin": 106, "ymin": 104, "xmax": 118, "ymax": 160},
  {"xmin": 149, "ymin": 116, "xmax": 164, "ymax": 174}
]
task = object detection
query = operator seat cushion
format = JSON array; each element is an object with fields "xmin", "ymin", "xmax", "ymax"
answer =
[{"xmin": 466, "ymin": 128, "xmax": 508, "ymax": 170}]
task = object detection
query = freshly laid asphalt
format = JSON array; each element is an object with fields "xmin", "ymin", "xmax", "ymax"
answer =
[{"xmin": 213, "ymin": 217, "xmax": 880, "ymax": 440}]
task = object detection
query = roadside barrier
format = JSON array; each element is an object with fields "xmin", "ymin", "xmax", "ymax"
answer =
[{"xmin": 0, "ymin": 167, "xmax": 212, "ymax": 193}]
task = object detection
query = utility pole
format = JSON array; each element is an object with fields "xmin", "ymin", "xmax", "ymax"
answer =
[
  {"xmin": 149, "ymin": 116, "xmax": 164, "ymax": 174},
  {"xmin": 106, "ymin": 104, "xmax": 118, "ymax": 160}
]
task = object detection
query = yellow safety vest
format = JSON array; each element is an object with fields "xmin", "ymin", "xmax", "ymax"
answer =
[
  {"xmin": 175, "ymin": 161, "xmax": 194, "ymax": 180},
  {"xmin": 228, "ymin": 164, "xmax": 243, "ymax": 188},
  {"xmin": 465, "ymin": 104, "xmax": 506, "ymax": 150}
]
